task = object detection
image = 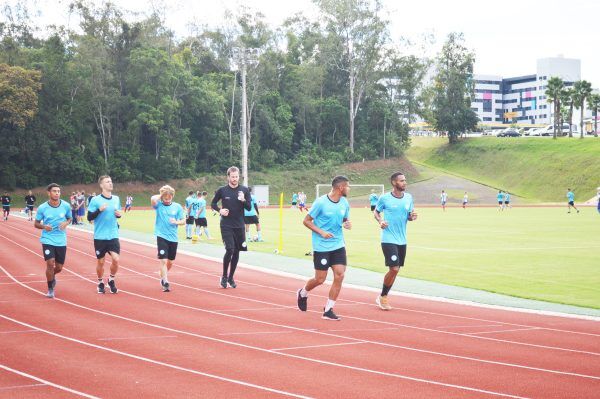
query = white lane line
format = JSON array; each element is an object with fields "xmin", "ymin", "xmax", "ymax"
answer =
[
  {"xmin": 98, "ymin": 335, "xmax": 178, "ymax": 341},
  {"xmin": 0, "ymin": 383, "xmax": 45, "ymax": 391},
  {"xmin": 0, "ymin": 271, "xmax": 531, "ymax": 399},
  {"xmin": 272, "ymin": 341, "xmax": 370, "ymax": 352},
  {"xmin": 0, "ymin": 364, "xmax": 100, "ymax": 398},
  {"xmin": 0, "ymin": 315, "xmax": 311, "ymax": 399},
  {"xmin": 324, "ymin": 327, "xmax": 400, "ymax": 333},
  {"xmin": 469, "ymin": 328, "xmax": 542, "ymax": 336},
  {"xmin": 436, "ymin": 325, "xmax": 504, "ymax": 329},
  {"xmin": 216, "ymin": 306, "xmax": 297, "ymax": 312},
  {"xmin": 0, "ymin": 329, "xmax": 38, "ymax": 334},
  {"xmin": 219, "ymin": 331, "xmax": 296, "ymax": 336}
]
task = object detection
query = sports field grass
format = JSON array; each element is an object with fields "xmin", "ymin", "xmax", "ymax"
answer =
[{"xmin": 119, "ymin": 205, "xmax": 600, "ymax": 309}]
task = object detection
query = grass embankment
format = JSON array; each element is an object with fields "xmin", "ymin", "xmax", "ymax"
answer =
[{"xmin": 407, "ymin": 137, "xmax": 600, "ymax": 202}]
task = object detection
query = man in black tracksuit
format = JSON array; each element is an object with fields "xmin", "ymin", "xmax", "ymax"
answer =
[{"xmin": 211, "ymin": 166, "xmax": 252, "ymax": 289}]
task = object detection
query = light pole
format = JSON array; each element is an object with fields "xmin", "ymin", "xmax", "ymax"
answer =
[{"xmin": 231, "ymin": 47, "xmax": 259, "ymax": 187}]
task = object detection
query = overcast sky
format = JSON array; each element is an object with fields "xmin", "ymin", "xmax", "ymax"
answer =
[{"xmin": 6, "ymin": 0, "xmax": 600, "ymax": 88}]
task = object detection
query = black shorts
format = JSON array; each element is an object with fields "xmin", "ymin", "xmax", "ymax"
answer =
[
  {"xmin": 186, "ymin": 216, "xmax": 195, "ymax": 225},
  {"xmin": 2, "ymin": 206, "xmax": 9, "ymax": 212},
  {"xmin": 568, "ymin": 201, "xmax": 575, "ymax": 206},
  {"xmin": 195, "ymin": 217, "xmax": 207, "ymax": 227},
  {"xmin": 291, "ymin": 202, "xmax": 297, "ymax": 206},
  {"xmin": 370, "ymin": 205, "xmax": 376, "ymax": 211},
  {"xmin": 42, "ymin": 244, "xmax": 67, "ymax": 264},
  {"xmin": 244, "ymin": 215, "xmax": 259, "ymax": 225},
  {"xmin": 498, "ymin": 201, "xmax": 503, "ymax": 205},
  {"xmin": 27, "ymin": 205, "xmax": 34, "ymax": 212},
  {"xmin": 313, "ymin": 247, "xmax": 347, "ymax": 270},
  {"xmin": 381, "ymin": 243, "xmax": 407, "ymax": 267},
  {"xmin": 94, "ymin": 238, "xmax": 120, "ymax": 259},
  {"xmin": 221, "ymin": 227, "xmax": 247, "ymax": 251},
  {"xmin": 504, "ymin": 201, "xmax": 510, "ymax": 205},
  {"xmin": 157, "ymin": 236, "xmax": 178, "ymax": 260}
]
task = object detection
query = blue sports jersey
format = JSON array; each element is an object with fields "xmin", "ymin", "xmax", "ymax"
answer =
[
  {"xmin": 308, "ymin": 195, "xmax": 350, "ymax": 252},
  {"xmin": 567, "ymin": 191, "xmax": 575, "ymax": 202},
  {"xmin": 244, "ymin": 195, "xmax": 257, "ymax": 217},
  {"xmin": 497, "ymin": 193, "xmax": 504, "ymax": 201},
  {"xmin": 292, "ymin": 193, "xmax": 298, "ymax": 202},
  {"xmin": 36, "ymin": 200, "xmax": 72, "ymax": 246},
  {"xmin": 196, "ymin": 198, "xmax": 207, "ymax": 218},
  {"xmin": 369, "ymin": 193, "xmax": 379, "ymax": 206},
  {"xmin": 88, "ymin": 194, "xmax": 121, "ymax": 240},
  {"xmin": 376, "ymin": 192, "xmax": 414, "ymax": 245},
  {"xmin": 505, "ymin": 193, "xmax": 511, "ymax": 202},
  {"xmin": 154, "ymin": 201, "xmax": 184, "ymax": 242},
  {"xmin": 189, "ymin": 198, "xmax": 200, "ymax": 217},
  {"xmin": 185, "ymin": 196, "xmax": 195, "ymax": 215}
]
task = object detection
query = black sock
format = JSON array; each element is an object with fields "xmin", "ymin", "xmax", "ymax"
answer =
[
  {"xmin": 47, "ymin": 280, "xmax": 53, "ymax": 289},
  {"xmin": 228, "ymin": 251, "xmax": 239, "ymax": 280},
  {"xmin": 381, "ymin": 284, "xmax": 392, "ymax": 296},
  {"xmin": 223, "ymin": 249, "xmax": 233, "ymax": 278}
]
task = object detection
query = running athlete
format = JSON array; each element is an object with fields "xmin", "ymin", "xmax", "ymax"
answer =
[
  {"xmin": 34, "ymin": 183, "xmax": 72, "ymax": 298},
  {"xmin": 87, "ymin": 175, "xmax": 122, "ymax": 294},
  {"xmin": 244, "ymin": 187, "xmax": 262, "ymax": 242},
  {"xmin": 184, "ymin": 191, "xmax": 196, "ymax": 239},
  {"xmin": 440, "ymin": 190, "xmax": 448, "ymax": 211},
  {"xmin": 369, "ymin": 190, "xmax": 379, "ymax": 212},
  {"xmin": 373, "ymin": 172, "xmax": 417, "ymax": 310},
  {"xmin": 567, "ymin": 189, "xmax": 579, "ymax": 214},
  {"xmin": 504, "ymin": 192, "xmax": 512, "ymax": 209},
  {"xmin": 195, "ymin": 191, "xmax": 211, "ymax": 239},
  {"xmin": 291, "ymin": 192, "xmax": 298, "ymax": 208},
  {"xmin": 497, "ymin": 190, "xmax": 505, "ymax": 211},
  {"xmin": 462, "ymin": 192, "xmax": 468, "ymax": 209},
  {"xmin": 124, "ymin": 194, "xmax": 133, "ymax": 212},
  {"xmin": 25, "ymin": 190, "xmax": 36, "ymax": 221},
  {"xmin": 2, "ymin": 192, "xmax": 11, "ymax": 221},
  {"xmin": 151, "ymin": 185, "xmax": 185, "ymax": 292},
  {"xmin": 297, "ymin": 176, "xmax": 351, "ymax": 321},
  {"xmin": 211, "ymin": 166, "xmax": 252, "ymax": 289},
  {"xmin": 298, "ymin": 192, "xmax": 307, "ymax": 212}
]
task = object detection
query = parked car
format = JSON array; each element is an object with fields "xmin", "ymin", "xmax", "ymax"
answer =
[
  {"xmin": 497, "ymin": 128, "xmax": 521, "ymax": 137},
  {"xmin": 539, "ymin": 124, "xmax": 579, "ymax": 136}
]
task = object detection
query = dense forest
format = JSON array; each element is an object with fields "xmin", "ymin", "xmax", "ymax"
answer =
[{"xmin": 0, "ymin": 0, "xmax": 476, "ymax": 189}]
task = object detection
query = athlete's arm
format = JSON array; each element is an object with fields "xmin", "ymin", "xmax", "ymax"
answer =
[
  {"xmin": 242, "ymin": 189, "xmax": 252, "ymax": 211},
  {"xmin": 303, "ymin": 214, "xmax": 333, "ymax": 239},
  {"xmin": 210, "ymin": 189, "xmax": 221, "ymax": 212},
  {"xmin": 374, "ymin": 210, "xmax": 388, "ymax": 229},
  {"xmin": 34, "ymin": 219, "xmax": 53, "ymax": 231},
  {"xmin": 254, "ymin": 202, "xmax": 259, "ymax": 215}
]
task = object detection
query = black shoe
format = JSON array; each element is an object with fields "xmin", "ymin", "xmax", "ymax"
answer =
[
  {"xmin": 227, "ymin": 278, "xmax": 237, "ymax": 288},
  {"xmin": 162, "ymin": 282, "xmax": 170, "ymax": 292},
  {"xmin": 322, "ymin": 308, "xmax": 340, "ymax": 321},
  {"xmin": 220, "ymin": 276, "xmax": 227, "ymax": 288},
  {"xmin": 108, "ymin": 279, "xmax": 118, "ymax": 294},
  {"xmin": 97, "ymin": 282, "xmax": 105, "ymax": 294},
  {"xmin": 297, "ymin": 289, "xmax": 307, "ymax": 311}
]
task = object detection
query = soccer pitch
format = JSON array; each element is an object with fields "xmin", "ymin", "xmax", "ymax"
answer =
[{"xmin": 119, "ymin": 206, "xmax": 600, "ymax": 309}]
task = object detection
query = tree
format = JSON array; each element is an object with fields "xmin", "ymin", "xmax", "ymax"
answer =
[
  {"xmin": 0, "ymin": 63, "xmax": 41, "ymax": 128},
  {"xmin": 315, "ymin": 0, "xmax": 388, "ymax": 153},
  {"xmin": 545, "ymin": 77, "xmax": 564, "ymax": 139},
  {"xmin": 429, "ymin": 33, "xmax": 478, "ymax": 144},
  {"xmin": 572, "ymin": 80, "xmax": 592, "ymax": 139},
  {"xmin": 587, "ymin": 93, "xmax": 600, "ymax": 137},
  {"xmin": 561, "ymin": 87, "xmax": 574, "ymax": 137}
]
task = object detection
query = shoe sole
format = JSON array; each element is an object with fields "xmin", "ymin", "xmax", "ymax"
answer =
[{"xmin": 321, "ymin": 316, "xmax": 341, "ymax": 321}]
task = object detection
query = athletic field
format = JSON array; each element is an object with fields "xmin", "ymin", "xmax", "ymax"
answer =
[{"xmin": 119, "ymin": 205, "xmax": 599, "ymax": 309}]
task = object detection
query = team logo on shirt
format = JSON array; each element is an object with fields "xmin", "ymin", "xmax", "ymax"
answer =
[
  {"xmin": 340, "ymin": 209, "xmax": 345, "ymax": 215},
  {"xmin": 391, "ymin": 255, "xmax": 398, "ymax": 261},
  {"xmin": 59, "ymin": 213, "xmax": 65, "ymax": 218}
]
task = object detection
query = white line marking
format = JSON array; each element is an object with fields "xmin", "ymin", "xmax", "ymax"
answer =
[
  {"xmin": 0, "ymin": 315, "xmax": 311, "ymax": 399},
  {"xmin": 97, "ymin": 335, "xmax": 178, "ymax": 341},
  {"xmin": 219, "ymin": 331, "xmax": 295, "ymax": 336},
  {"xmin": 437, "ymin": 324, "xmax": 504, "ymax": 329},
  {"xmin": 272, "ymin": 341, "xmax": 369, "ymax": 351},
  {"xmin": 0, "ymin": 383, "xmax": 45, "ymax": 391},
  {"xmin": 0, "ymin": 364, "xmax": 100, "ymax": 398},
  {"xmin": 469, "ymin": 328, "xmax": 542, "ymax": 335},
  {"xmin": 0, "ymin": 329, "xmax": 38, "ymax": 334}
]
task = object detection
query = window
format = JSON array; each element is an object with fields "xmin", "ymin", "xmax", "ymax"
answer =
[{"xmin": 483, "ymin": 117, "xmax": 492, "ymax": 121}]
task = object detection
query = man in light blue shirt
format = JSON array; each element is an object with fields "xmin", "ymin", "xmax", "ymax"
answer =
[
  {"xmin": 297, "ymin": 176, "xmax": 351, "ymax": 321},
  {"xmin": 567, "ymin": 188, "xmax": 579, "ymax": 214},
  {"xmin": 195, "ymin": 191, "xmax": 211, "ymax": 239},
  {"xmin": 151, "ymin": 185, "xmax": 185, "ymax": 292},
  {"xmin": 497, "ymin": 190, "xmax": 505, "ymax": 211},
  {"xmin": 184, "ymin": 191, "xmax": 196, "ymax": 239},
  {"xmin": 373, "ymin": 172, "xmax": 417, "ymax": 310},
  {"xmin": 87, "ymin": 175, "xmax": 121, "ymax": 294},
  {"xmin": 244, "ymin": 187, "xmax": 262, "ymax": 242},
  {"xmin": 34, "ymin": 183, "xmax": 72, "ymax": 298},
  {"xmin": 504, "ymin": 192, "xmax": 512, "ymax": 209},
  {"xmin": 369, "ymin": 190, "xmax": 379, "ymax": 211}
]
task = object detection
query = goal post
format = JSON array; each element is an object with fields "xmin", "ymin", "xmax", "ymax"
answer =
[{"xmin": 315, "ymin": 184, "xmax": 385, "ymax": 201}]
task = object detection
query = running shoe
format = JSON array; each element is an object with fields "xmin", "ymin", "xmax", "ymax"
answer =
[
  {"xmin": 297, "ymin": 289, "xmax": 307, "ymax": 311},
  {"xmin": 97, "ymin": 282, "xmax": 105, "ymax": 294},
  {"xmin": 162, "ymin": 282, "xmax": 170, "ymax": 292},
  {"xmin": 46, "ymin": 288, "xmax": 55, "ymax": 298},
  {"xmin": 227, "ymin": 278, "xmax": 237, "ymax": 288},
  {"xmin": 376, "ymin": 295, "xmax": 392, "ymax": 311},
  {"xmin": 108, "ymin": 279, "xmax": 118, "ymax": 294},
  {"xmin": 322, "ymin": 308, "xmax": 340, "ymax": 321},
  {"xmin": 220, "ymin": 276, "xmax": 227, "ymax": 289}
]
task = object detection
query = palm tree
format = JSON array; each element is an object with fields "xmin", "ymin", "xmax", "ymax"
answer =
[
  {"xmin": 587, "ymin": 93, "xmax": 600, "ymax": 137},
  {"xmin": 561, "ymin": 87, "xmax": 574, "ymax": 137},
  {"xmin": 572, "ymin": 80, "xmax": 593, "ymax": 139},
  {"xmin": 545, "ymin": 77, "xmax": 564, "ymax": 139}
]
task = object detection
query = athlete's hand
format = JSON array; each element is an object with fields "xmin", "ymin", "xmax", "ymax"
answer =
[
  {"xmin": 169, "ymin": 217, "xmax": 177, "ymax": 225},
  {"xmin": 409, "ymin": 211, "xmax": 418, "ymax": 221},
  {"xmin": 43, "ymin": 224, "xmax": 53, "ymax": 232},
  {"xmin": 379, "ymin": 220, "xmax": 389, "ymax": 229},
  {"xmin": 220, "ymin": 208, "xmax": 229, "ymax": 217},
  {"xmin": 114, "ymin": 210, "xmax": 122, "ymax": 218},
  {"xmin": 320, "ymin": 231, "xmax": 334, "ymax": 239},
  {"xmin": 343, "ymin": 220, "xmax": 352, "ymax": 230},
  {"xmin": 99, "ymin": 204, "xmax": 107, "ymax": 212},
  {"xmin": 58, "ymin": 221, "xmax": 69, "ymax": 230}
]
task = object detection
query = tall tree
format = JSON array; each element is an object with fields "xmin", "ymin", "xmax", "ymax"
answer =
[
  {"xmin": 587, "ymin": 93, "xmax": 600, "ymax": 137},
  {"xmin": 572, "ymin": 80, "xmax": 592, "ymax": 139},
  {"xmin": 0, "ymin": 63, "xmax": 41, "ymax": 128},
  {"xmin": 545, "ymin": 77, "xmax": 564, "ymax": 140}
]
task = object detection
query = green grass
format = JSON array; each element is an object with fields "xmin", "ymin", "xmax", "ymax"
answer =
[
  {"xmin": 407, "ymin": 136, "xmax": 600, "ymax": 202},
  {"xmin": 120, "ymin": 206, "xmax": 600, "ymax": 309}
]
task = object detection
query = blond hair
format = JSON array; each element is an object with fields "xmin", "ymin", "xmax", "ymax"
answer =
[
  {"xmin": 159, "ymin": 185, "xmax": 175, "ymax": 200},
  {"xmin": 98, "ymin": 175, "xmax": 111, "ymax": 184}
]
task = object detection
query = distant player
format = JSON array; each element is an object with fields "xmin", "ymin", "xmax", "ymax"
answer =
[
  {"xmin": 34, "ymin": 183, "xmax": 72, "ymax": 298},
  {"xmin": 462, "ymin": 192, "xmax": 468, "ymax": 209},
  {"xmin": 124, "ymin": 194, "xmax": 133, "ymax": 212},
  {"xmin": 298, "ymin": 192, "xmax": 307, "ymax": 212},
  {"xmin": 373, "ymin": 172, "xmax": 417, "ymax": 310},
  {"xmin": 291, "ymin": 192, "xmax": 298, "ymax": 208},
  {"xmin": 440, "ymin": 190, "xmax": 448, "ymax": 211},
  {"xmin": 566, "ymin": 188, "xmax": 579, "ymax": 214},
  {"xmin": 297, "ymin": 176, "xmax": 351, "ymax": 321},
  {"xmin": 2, "ymin": 192, "xmax": 11, "ymax": 221},
  {"xmin": 195, "ymin": 191, "xmax": 211, "ymax": 239},
  {"xmin": 504, "ymin": 192, "xmax": 512, "ymax": 209},
  {"xmin": 151, "ymin": 185, "xmax": 185, "ymax": 292},
  {"xmin": 211, "ymin": 166, "xmax": 252, "ymax": 289},
  {"xmin": 25, "ymin": 190, "xmax": 36, "ymax": 221},
  {"xmin": 369, "ymin": 190, "xmax": 379, "ymax": 211},
  {"xmin": 87, "ymin": 175, "xmax": 121, "ymax": 294},
  {"xmin": 184, "ymin": 191, "xmax": 196, "ymax": 239},
  {"xmin": 76, "ymin": 191, "xmax": 86, "ymax": 224},
  {"xmin": 497, "ymin": 190, "xmax": 504, "ymax": 211},
  {"xmin": 244, "ymin": 187, "xmax": 262, "ymax": 242}
]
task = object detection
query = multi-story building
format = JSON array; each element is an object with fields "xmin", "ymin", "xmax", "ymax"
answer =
[{"xmin": 472, "ymin": 56, "xmax": 587, "ymax": 126}]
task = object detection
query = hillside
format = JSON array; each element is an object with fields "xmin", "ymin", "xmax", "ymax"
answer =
[{"xmin": 407, "ymin": 137, "xmax": 600, "ymax": 202}]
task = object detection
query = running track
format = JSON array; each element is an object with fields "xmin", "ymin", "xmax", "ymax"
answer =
[{"xmin": 1, "ymin": 217, "xmax": 599, "ymax": 398}]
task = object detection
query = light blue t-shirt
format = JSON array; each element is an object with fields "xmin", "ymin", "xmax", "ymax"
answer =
[
  {"xmin": 36, "ymin": 200, "xmax": 72, "ymax": 246},
  {"xmin": 244, "ymin": 195, "xmax": 257, "ymax": 217},
  {"xmin": 154, "ymin": 201, "xmax": 184, "ymax": 242},
  {"xmin": 185, "ymin": 196, "xmax": 195, "ymax": 215},
  {"xmin": 369, "ymin": 193, "xmax": 379, "ymax": 206},
  {"xmin": 567, "ymin": 191, "xmax": 575, "ymax": 202},
  {"xmin": 375, "ymin": 192, "xmax": 414, "ymax": 245},
  {"xmin": 292, "ymin": 193, "xmax": 298, "ymax": 203},
  {"xmin": 505, "ymin": 193, "xmax": 511, "ymax": 202},
  {"xmin": 308, "ymin": 195, "xmax": 350, "ymax": 252},
  {"xmin": 497, "ymin": 193, "xmax": 504, "ymax": 202},
  {"xmin": 88, "ymin": 194, "xmax": 121, "ymax": 240},
  {"xmin": 197, "ymin": 198, "xmax": 207, "ymax": 218}
]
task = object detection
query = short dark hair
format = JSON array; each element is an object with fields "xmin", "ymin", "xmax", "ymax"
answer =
[
  {"xmin": 47, "ymin": 183, "xmax": 60, "ymax": 191},
  {"xmin": 98, "ymin": 175, "xmax": 110, "ymax": 184},
  {"xmin": 189, "ymin": 191, "xmax": 194, "ymax": 195},
  {"xmin": 227, "ymin": 166, "xmax": 240, "ymax": 176},
  {"xmin": 390, "ymin": 172, "xmax": 404, "ymax": 183},
  {"xmin": 331, "ymin": 175, "xmax": 349, "ymax": 188},
  {"xmin": 202, "ymin": 191, "xmax": 207, "ymax": 196}
]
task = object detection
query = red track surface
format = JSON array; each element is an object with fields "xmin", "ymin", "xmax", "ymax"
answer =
[{"xmin": 1, "ymin": 217, "xmax": 599, "ymax": 398}]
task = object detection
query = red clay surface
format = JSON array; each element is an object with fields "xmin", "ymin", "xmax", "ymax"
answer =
[{"xmin": 1, "ymin": 217, "xmax": 599, "ymax": 398}]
